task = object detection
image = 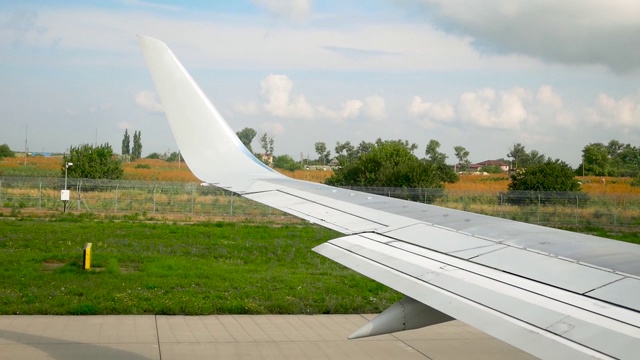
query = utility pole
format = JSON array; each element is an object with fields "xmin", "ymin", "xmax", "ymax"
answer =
[{"xmin": 23, "ymin": 125, "xmax": 28, "ymax": 165}]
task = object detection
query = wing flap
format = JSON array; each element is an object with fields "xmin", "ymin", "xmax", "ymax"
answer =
[
  {"xmin": 586, "ymin": 277, "xmax": 640, "ymax": 312},
  {"xmin": 471, "ymin": 246, "xmax": 623, "ymax": 294},
  {"xmin": 313, "ymin": 239, "xmax": 613, "ymax": 359},
  {"xmin": 316, "ymin": 234, "xmax": 640, "ymax": 359}
]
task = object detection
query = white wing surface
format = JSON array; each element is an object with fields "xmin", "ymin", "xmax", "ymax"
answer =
[{"xmin": 138, "ymin": 36, "xmax": 640, "ymax": 359}]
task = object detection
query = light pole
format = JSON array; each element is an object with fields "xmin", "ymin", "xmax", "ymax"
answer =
[
  {"xmin": 63, "ymin": 162, "xmax": 73, "ymax": 213},
  {"xmin": 65, "ymin": 162, "xmax": 73, "ymax": 190}
]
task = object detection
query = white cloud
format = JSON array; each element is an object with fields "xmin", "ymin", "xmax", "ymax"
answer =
[
  {"xmin": 363, "ymin": 95, "xmax": 386, "ymax": 122},
  {"xmin": 241, "ymin": 75, "xmax": 385, "ymax": 123},
  {"xmin": 123, "ymin": 0, "xmax": 181, "ymax": 11},
  {"xmin": 233, "ymin": 102, "xmax": 260, "ymax": 115},
  {"xmin": 0, "ymin": 6, "xmax": 538, "ymax": 73},
  {"xmin": 253, "ymin": 0, "xmax": 312, "ymax": 21},
  {"xmin": 117, "ymin": 121, "xmax": 133, "ymax": 130},
  {"xmin": 260, "ymin": 75, "xmax": 314, "ymax": 119},
  {"xmin": 317, "ymin": 99, "xmax": 363, "ymax": 122},
  {"xmin": 414, "ymin": 0, "xmax": 640, "ymax": 72},
  {"xmin": 260, "ymin": 121, "xmax": 286, "ymax": 135},
  {"xmin": 536, "ymin": 85, "xmax": 563, "ymax": 109},
  {"xmin": 457, "ymin": 88, "xmax": 530, "ymax": 129},
  {"xmin": 135, "ymin": 90, "xmax": 164, "ymax": 113},
  {"xmin": 409, "ymin": 96, "xmax": 455, "ymax": 129},
  {"xmin": 535, "ymin": 85, "xmax": 575, "ymax": 128},
  {"xmin": 589, "ymin": 93, "xmax": 640, "ymax": 128}
]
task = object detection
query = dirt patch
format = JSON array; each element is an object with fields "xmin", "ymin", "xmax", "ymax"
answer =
[{"xmin": 41, "ymin": 260, "xmax": 66, "ymax": 272}]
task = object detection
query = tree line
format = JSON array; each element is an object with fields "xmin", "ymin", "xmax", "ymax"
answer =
[
  {"xmin": 231, "ymin": 128, "xmax": 639, "ymax": 191},
  {"xmin": 4, "ymin": 125, "xmax": 638, "ymax": 191}
]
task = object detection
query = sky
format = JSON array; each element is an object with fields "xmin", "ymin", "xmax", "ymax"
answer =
[{"xmin": 1, "ymin": 0, "xmax": 639, "ymax": 167}]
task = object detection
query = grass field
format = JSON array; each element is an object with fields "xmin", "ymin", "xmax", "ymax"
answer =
[
  {"xmin": 2, "ymin": 156, "xmax": 639, "ymax": 194},
  {"xmin": 0, "ymin": 217, "xmax": 400, "ymax": 315},
  {"xmin": 1, "ymin": 216, "xmax": 638, "ymax": 316}
]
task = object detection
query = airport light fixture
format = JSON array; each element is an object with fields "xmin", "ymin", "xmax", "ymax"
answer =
[{"xmin": 64, "ymin": 162, "xmax": 73, "ymax": 190}]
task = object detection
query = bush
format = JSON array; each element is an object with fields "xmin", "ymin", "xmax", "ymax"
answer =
[
  {"xmin": 273, "ymin": 154, "xmax": 301, "ymax": 171},
  {"xmin": 63, "ymin": 143, "xmax": 123, "ymax": 180},
  {"xmin": 0, "ymin": 144, "xmax": 15, "ymax": 159},
  {"xmin": 509, "ymin": 159, "xmax": 580, "ymax": 192},
  {"xmin": 326, "ymin": 141, "xmax": 457, "ymax": 188}
]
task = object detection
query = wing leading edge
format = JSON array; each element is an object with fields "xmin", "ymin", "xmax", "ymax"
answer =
[{"xmin": 138, "ymin": 36, "xmax": 640, "ymax": 359}]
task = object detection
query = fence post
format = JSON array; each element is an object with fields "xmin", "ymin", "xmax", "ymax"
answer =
[
  {"xmin": 39, "ymin": 181, "xmax": 42, "ymax": 209},
  {"xmin": 229, "ymin": 192, "xmax": 234, "ymax": 216},
  {"xmin": 114, "ymin": 183, "xmax": 119, "ymax": 213},
  {"xmin": 153, "ymin": 184, "xmax": 157, "ymax": 213},
  {"xmin": 537, "ymin": 193, "xmax": 541, "ymax": 224},
  {"xmin": 76, "ymin": 180, "xmax": 81, "ymax": 210},
  {"xmin": 191, "ymin": 182, "xmax": 195, "ymax": 214},
  {"xmin": 575, "ymin": 195, "xmax": 578, "ymax": 226}
]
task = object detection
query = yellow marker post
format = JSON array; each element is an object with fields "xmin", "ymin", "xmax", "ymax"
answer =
[{"xmin": 83, "ymin": 243, "xmax": 92, "ymax": 270}]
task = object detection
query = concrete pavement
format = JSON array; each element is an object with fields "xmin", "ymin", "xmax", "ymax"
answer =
[{"xmin": 0, "ymin": 315, "xmax": 536, "ymax": 359}]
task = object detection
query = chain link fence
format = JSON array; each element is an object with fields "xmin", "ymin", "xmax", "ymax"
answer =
[
  {"xmin": 343, "ymin": 186, "xmax": 640, "ymax": 229},
  {"xmin": 0, "ymin": 177, "xmax": 283, "ymax": 219},
  {"xmin": 1, "ymin": 177, "xmax": 639, "ymax": 229}
]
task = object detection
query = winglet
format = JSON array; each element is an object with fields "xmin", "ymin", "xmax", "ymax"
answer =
[{"xmin": 137, "ymin": 35, "xmax": 281, "ymax": 189}]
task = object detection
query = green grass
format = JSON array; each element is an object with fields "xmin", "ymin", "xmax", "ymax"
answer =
[
  {"xmin": 572, "ymin": 226, "xmax": 640, "ymax": 244},
  {"xmin": 0, "ymin": 218, "xmax": 400, "ymax": 315}
]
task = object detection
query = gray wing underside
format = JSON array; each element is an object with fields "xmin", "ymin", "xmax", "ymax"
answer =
[{"xmin": 138, "ymin": 35, "xmax": 640, "ymax": 359}]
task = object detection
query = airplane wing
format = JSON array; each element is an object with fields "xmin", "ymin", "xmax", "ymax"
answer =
[{"xmin": 138, "ymin": 35, "xmax": 640, "ymax": 359}]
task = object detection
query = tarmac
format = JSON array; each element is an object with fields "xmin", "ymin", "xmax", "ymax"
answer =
[{"xmin": 0, "ymin": 315, "xmax": 537, "ymax": 359}]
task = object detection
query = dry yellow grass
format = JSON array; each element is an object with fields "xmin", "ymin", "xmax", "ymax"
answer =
[
  {"xmin": 122, "ymin": 158, "xmax": 199, "ymax": 182},
  {"xmin": 2, "ymin": 157, "xmax": 639, "ymax": 196},
  {"xmin": 2, "ymin": 155, "xmax": 61, "ymax": 170},
  {"xmin": 445, "ymin": 174, "xmax": 510, "ymax": 193},
  {"xmin": 275, "ymin": 169, "xmax": 334, "ymax": 182},
  {"xmin": 445, "ymin": 174, "xmax": 640, "ymax": 195}
]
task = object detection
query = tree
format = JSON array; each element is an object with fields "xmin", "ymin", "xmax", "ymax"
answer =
[
  {"xmin": 356, "ymin": 141, "xmax": 374, "ymax": 156},
  {"xmin": 334, "ymin": 141, "xmax": 356, "ymax": 166},
  {"xmin": 424, "ymin": 139, "xmax": 457, "ymax": 183},
  {"xmin": 121, "ymin": 129, "xmax": 130, "ymax": 160},
  {"xmin": 236, "ymin": 127, "xmax": 257, "ymax": 153},
  {"xmin": 577, "ymin": 140, "xmax": 640, "ymax": 177},
  {"xmin": 131, "ymin": 130, "xmax": 142, "ymax": 161},
  {"xmin": 507, "ymin": 143, "xmax": 548, "ymax": 169},
  {"xmin": 273, "ymin": 154, "xmax": 302, "ymax": 171},
  {"xmin": 145, "ymin": 152, "xmax": 162, "ymax": 159},
  {"xmin": 508, "ymin": 159, "xmax": 580, "ymax": 192},
  {"xmin": 325, "ymin": 141, "xmax": 457, "ymax": 188},
  {"xmin": 425, "ymin": 139, "xmax": 447, "ymax": 164},
  {"xmin": 62, "ymin": 143, "xmax": 123, "ymax": 180},
  {"xmin": 166, "ymin": 151, "xmax": 183, "ymax": 162},
  {"xmin": 0, "ymin": 144, "xmax": 15, "ymax": 160},
  {"xmin": 314, "ymin": 142, "xmax": 330, "ymax": 165},
  {"xmin": 616, "ymin": 144, "xmax": 640, "ymax": 177},
  {"xmin": 376, "ymin": 138, "xmax": 418, "ymax": 153},
  {"xmin": 527, "ymin": 150, "xmax": 547, "ymax": 167},
  {"xmin": 507, "ymin": 143, "xmax": 527, "ymax": 169},
  {"xmin": 578, "ymin": 143, "xmax": 610, "ymax": 176},
  {"xmin": 259, "ymin": 133, "xmax": 274, "ymax": 156},
  {"xmin": 453, "ymin": 146, "xmax": 470, "ymax": 172}
]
